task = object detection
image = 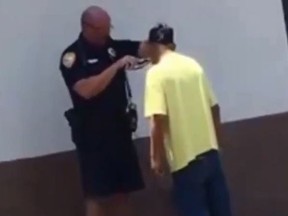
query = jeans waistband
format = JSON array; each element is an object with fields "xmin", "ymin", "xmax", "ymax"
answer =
[{"xmin": 195, "ymin": 149, "xmax": 218, "ymax": 160}]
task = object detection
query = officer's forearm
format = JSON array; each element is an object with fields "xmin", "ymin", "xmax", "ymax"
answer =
[{"xmin": 73, "ymin": 63, "xmax": 119, "ymax": 99}]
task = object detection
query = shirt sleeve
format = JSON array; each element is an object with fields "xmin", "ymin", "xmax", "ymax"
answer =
[
  {"xmin": 144, "ymin": 69, "xmax": 167, "ymax": 117},
  {"xmin": 201, "ymin": 73, "xmax": 218, "ymax": 107},
  {"xmin": 59, "ymin": 51, "xmax": 88, "ymax": 89},
  {"xmin": 117, "ymin": 40, "xmax": 140, "ymax": 57}
]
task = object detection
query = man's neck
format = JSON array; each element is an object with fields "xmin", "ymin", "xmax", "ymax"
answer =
[{"xmin": 160, "ymin": 48, "xmax": 173, "ymax": 59}]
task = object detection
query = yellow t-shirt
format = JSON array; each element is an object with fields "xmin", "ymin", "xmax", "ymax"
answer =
[{"xmin": 144, "ymin": 51, "xmax": 219, "ymax": 172}]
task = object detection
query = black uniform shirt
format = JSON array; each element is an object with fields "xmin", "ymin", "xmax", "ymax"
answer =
[{"xmin": 59, "ymin": 34, "xmax": 139, "ymax": 129}]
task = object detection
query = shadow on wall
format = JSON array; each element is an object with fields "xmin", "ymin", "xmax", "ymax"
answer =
[{"xmin": 0, "ymin": 113, "xmax": 288, "ymax": 216}]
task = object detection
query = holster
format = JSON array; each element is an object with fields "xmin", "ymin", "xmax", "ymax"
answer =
[{"xmin": 64, "ymin": 108, "xmax": 85, "ymax": 145}]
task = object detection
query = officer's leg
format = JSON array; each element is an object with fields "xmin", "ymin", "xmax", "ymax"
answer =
[
  {"xmin": 85, "ymin": 198, "xmax": 106, "ymax": 216},
  {"xmin": 105, "ymin": 130, "xmax": 144, "ymax": 216},
  {"xmin": 77, "ymin": 147, "xmax": 115, "ymax": 216},
  {"xmin": 206, "ymin": 152, "xmax": 232, "ymax": 216},
  {"xmin": 85, "ymin": 193, "xmax": 134, "ymax": 216},
  {"xmin": 108, "ymin": 194, "xmax": 135, "ymax": 216}
]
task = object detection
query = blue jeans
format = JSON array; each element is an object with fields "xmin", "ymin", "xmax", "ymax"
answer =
[{"xmin": 172, "ymin": 150, "xmax": 232, "ymax": 216}]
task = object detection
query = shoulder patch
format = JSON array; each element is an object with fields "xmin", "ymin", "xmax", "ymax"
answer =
[{"xmin": 62, "ymin": 52, "xmax": 76, "ymax": 69}]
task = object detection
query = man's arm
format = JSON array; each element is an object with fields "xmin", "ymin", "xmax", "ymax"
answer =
[
  {"xmin": 149, "ymin": 115, "xmax": 166, "ymax": 164},
  {"xmin": 211, "ymin": 104, "xmax": 222, "ymax": 144},
  {"xmin": 201, "ymin": 72, "xmax": 222, "ymax": 143},
  {"xmin": 144, "ymin": 69, "xmax": 167, "ymax": 174}
]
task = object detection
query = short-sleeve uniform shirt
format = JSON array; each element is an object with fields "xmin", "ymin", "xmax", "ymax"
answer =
[
  {"xmin": 144, "ymin": 51, "xmax": 218, "ymax": 172},
  {"xmin": 60, "ymin": 34, "xmax": 139, "ymax": 132}
]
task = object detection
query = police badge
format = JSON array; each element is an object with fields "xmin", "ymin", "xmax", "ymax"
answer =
[{"xmin": 107, "ymin": 47, "xmax": 116, "ymax": 60}]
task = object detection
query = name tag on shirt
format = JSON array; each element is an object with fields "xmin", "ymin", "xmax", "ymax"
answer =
[{"xmin": 87, "ymin": 59, "xmax": 99, "ymax": 64}]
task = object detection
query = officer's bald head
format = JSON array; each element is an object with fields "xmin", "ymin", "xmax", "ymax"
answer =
[
  {"xmin": 81, "ymin": 6, "xmax": 110, "ymax": 25},
  {"xmin": 81, "ymin": 6, "xmax": 112, "ymax": 45}
]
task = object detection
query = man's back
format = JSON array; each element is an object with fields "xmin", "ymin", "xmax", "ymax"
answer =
[{"xmin": 145, "ymin": 51, "xmax": 219, "ymax": 171}]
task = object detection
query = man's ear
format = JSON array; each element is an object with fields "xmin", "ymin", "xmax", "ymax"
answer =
[
  {"xmin": 173, "ymin": 43, "xmax": 176, "ymax": 50},
  {"xmin": 168, "ymin": 43, "xmax": 176, "ymax": 51}
]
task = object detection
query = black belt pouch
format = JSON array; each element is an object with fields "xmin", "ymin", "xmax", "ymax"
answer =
[{"xmin": 64, "ymin": 108, "xmax": 85, "ymax": 145}]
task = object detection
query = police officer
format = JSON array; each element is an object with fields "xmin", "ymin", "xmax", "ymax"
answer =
[{"xmin": 59, "ymin": 6, "xmax": 147, "ymax": 216}]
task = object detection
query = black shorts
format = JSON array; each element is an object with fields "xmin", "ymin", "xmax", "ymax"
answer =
[{"xmin": 75, "ymin": 129, "xmax": 144, "ymax": 198}]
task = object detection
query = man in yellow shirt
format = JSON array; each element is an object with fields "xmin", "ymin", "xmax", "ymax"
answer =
[{"xmin": 144, "ymin": 24, "xmax": 232, "ymax": 216}]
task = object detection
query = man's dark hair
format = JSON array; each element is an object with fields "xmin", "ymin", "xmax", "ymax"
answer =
[{"xmin": 148, "ymin": 23, "xmax": 174, "ymax": 45}]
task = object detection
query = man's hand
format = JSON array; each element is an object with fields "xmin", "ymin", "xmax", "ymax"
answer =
[{"xmin": 151, "ymin": 154, "xmax": 167, "ymax": 176}]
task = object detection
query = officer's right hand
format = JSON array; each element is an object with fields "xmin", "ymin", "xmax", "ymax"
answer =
[{"xmin": 116, "ymin": 55, "xmax": 138, "ymax": 70}]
